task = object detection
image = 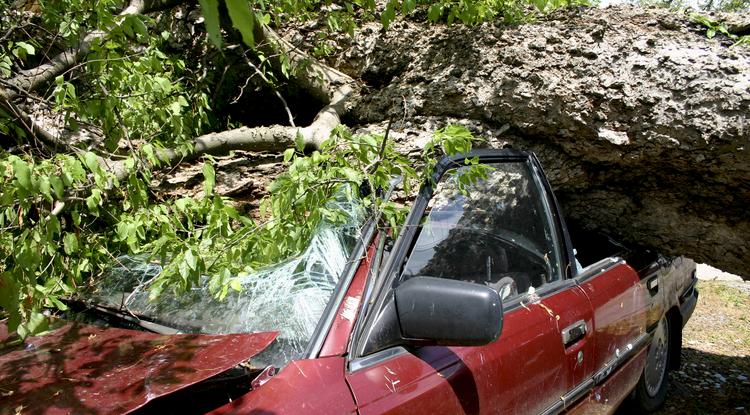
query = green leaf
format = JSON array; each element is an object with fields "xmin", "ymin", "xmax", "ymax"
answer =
[
  {"xmin": 229, "ymin": 278, "xmax": 242, "ymax": 292},
  {"xmin": 381, "ymin": 0, "xmax": 397, "ymax": 29},
  {"xmin": 26, "ymin": 310, "xmax": 49, "ymax": 335},
  {"xmin": 63, "ymin": 233, "xmax": 78, "ymax": 255},
  {"xmin": 38, "ymin": 176, "xmax": 51, "ymax": 201},
  {"xmin": 153, "ymin": 77, "xmax": 172, "ymax": 93},
  {"xmin": 83, "ymin": 151, "xmax": 100, "ymax": 173},
  {"xmin": 402, "ymin": 0, "xmax": 416, "ymax": 14},
  {"xmin": 428, "ymin": 4, "xmax": 443, "ymax": 21},
  {"xmin": 50, "ymin": 296, "xmax": 69, "ymax": 311},
  {"xmin": 295, "ymin": 131, "xmax": 306, "ymax": 152},
  {"xmin": 13, "ymin": 41, "xmax": 35, "ymax": 59},
  {"xmin": 185, "ymin": 249, "xmax": 198, "ymax": 271},
  {"xmin": 203, "ymin": 162, "xmax": 215, "ymax": 195},
  {"xmin": 50, "ymin": 176, "xmax": 64, "ymax": 199},
  {"xmin": 226, "ymin": 0, "xmax": 255, "ymax": 47},
  {"xmin": 283, "ymin": 148, "xmax": 296, "ymax": 163},
  {"xmin": 0, "ymin": 273, "xmax": 19, "ymax": 311},
  {"xmin": 169, "ymin": 101, "xmax": 183, "ymax": 115},
  {"xmin": 86, "ymin": 189, "xmax": 102, "ymax": 213},
  {"xmin": 0, "ymin": 55, "xmax": 11, "ymax": 77},
  {"xmin": 198, "ymin": 0, "xmax": 223, "ymax": 47},
  {"xmin": 12, "ymin": 158, "xmax": 31, "ymax": 190}
]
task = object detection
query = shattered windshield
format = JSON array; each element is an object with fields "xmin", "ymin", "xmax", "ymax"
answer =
[{"xmin": 81, "ymin": 192, "xmax": 366, "ymax": 368}]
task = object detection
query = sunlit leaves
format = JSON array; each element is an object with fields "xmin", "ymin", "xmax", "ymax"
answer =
[
  {"xmin": 12, "ymin": 41, "xmax": 35, "ymax": 60},
  {"xmin": 226, "ymin": 0, "xmax": 256, "ymax": 46},
  {"xmin": 0, "ymin": 154, "xmax": 114, "ymax": 338},
  {"xmin": 690, "ymin": 13, "xmax": 750, "ymax": 47},
  {"xmin": 199, "ymin": 0, "xmax": 223, "ymax": 47},
  {"xmin": 203, "ymin": 162, "xmax": 216, "ymax": 196}
]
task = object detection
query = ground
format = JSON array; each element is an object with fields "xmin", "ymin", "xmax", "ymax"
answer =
[{"xmin": 655, "ymin": 278, "xmax": 750, "ymax": 414}]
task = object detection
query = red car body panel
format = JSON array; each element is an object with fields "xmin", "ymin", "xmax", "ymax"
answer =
[
  {"xmin": 0, "ymin": 322, "xmax": 277, "ymax": 415},
  {"xmin": 208, "ymin": 356, "xmax": 357, "ymax": 414},
  {"xmin": 578, "ymin": 263, "xmax": 648, "ymax": 388},
  {"xmin": 568, "ymin": 347, "xmax": 648, "ymax": 414},
  {"xmin": 319, "ymin": 235, "xmax": 378, "ymax": 358},
  {"xmin": 346, "ymin": 284, "xmax": 595, "ymax": 414}
]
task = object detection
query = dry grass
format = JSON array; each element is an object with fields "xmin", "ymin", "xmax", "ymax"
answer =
[
  {"xmin": 683, "ymin": 281, "xmax": 750, "ymax": 356},
  {"xmin": 657, "ymin": 280, "xmax": 750, "ymax": 414}
]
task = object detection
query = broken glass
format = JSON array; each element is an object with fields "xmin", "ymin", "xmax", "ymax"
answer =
[{"xmin": 85, "ymin": 190, "xmax": 366, "ymax": 369}]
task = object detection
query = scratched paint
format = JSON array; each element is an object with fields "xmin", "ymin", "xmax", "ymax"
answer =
[{"xmin": 341, "ymin": 296, "xmax": 361, "ymax": 321}]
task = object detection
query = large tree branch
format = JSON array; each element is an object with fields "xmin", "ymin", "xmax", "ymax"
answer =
[
  {"xmin": 5, "ymin": 0, "xmax": 186, "ymax": 97},
  {"xmin": 0, "ymin": 85, "xmax": 67, "ymax": 150},
  {"xmin": 104, "ymin": 22, "xmax": 361, "ymax": 178},
  {"xmin": 4, "ymin": 10, "xmax": 358, "ymax": 190},
  {"xmin": 106, "ymin": 103, "xmax": 345, "ymax": 180}
]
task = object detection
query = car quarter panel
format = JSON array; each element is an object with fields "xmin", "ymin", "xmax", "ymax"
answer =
[{"xmin": 208, "ymin": 357, "xmax": 357, "ymax": 415}]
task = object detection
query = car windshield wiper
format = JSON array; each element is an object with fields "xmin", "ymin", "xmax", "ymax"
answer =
[{"xmin": 64, "ymin": 299, "xmax": 182, "ymax": 335}]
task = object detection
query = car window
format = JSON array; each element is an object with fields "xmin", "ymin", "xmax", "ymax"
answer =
[
  {"xmin": 77, "ymin": 189, "xmax": 367, "ymax": 369},
  {"xmin": 400, "ymin": 161, "xmax": 562, "ymax": 302}
]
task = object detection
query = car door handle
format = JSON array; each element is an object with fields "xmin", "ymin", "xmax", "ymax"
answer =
[{"xmin": 561, "ymin": 320, "xmax": 587, "ymax": 348}]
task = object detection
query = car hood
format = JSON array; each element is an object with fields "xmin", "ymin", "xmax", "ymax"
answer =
[{"xmin": 0, "ymin": 321, "xmax": 277, "ymax": 414}]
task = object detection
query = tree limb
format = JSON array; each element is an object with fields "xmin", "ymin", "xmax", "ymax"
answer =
[
  {"xmin": 5, "ymin": 0, "xmax": 187, "ymax": 97},
  {"xmin": 103, "ymin": 22, "xmax": 361, "ymax": 178},
  {"xmin": 0, "ymin": 85, "xmax": 66, "ymax": 151}
]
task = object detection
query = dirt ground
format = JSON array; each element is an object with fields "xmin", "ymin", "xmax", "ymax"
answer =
[{"xmin": 655, "ymin": 280, "xmax": 750, "ymax": 414}]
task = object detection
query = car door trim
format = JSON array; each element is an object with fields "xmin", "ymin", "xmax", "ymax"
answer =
[
  {"xmin": 349, "ymin": 346, "xmax": 409, "ymax": 373},
  {"xmin": 539, "ymin": 330, "xmax": 653, "ymax": 415},
  {"xmin": 573, "ymin": 257, "xmax": 625, "ymax": 284}
]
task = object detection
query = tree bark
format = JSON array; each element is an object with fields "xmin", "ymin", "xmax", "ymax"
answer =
[
  {"xmin": 343, "ymin": 6, "xmax": 750, "ymax": 277},
  {"xmin": 4, "ymin": 3, "xmax": 359, "ymax": 178},
  {"xmin": 5, "ymin": 0, "xmax": 186, "ymax": 96}
]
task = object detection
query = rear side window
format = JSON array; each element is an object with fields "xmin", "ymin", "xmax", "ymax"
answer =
[{"xmin": 400, "ymin": 161, "xmax": 562, "ymax": 301}]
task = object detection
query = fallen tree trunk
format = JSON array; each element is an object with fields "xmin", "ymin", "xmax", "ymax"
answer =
[
  {"xmin": 338, "ymin": 6, "xmax": 750, "ymax": 277},
  {"xmin": 3, "ymin": 3, "xmax": 746, "ymax": 278}
]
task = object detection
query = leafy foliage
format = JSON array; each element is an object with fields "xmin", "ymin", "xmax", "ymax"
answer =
[
  {"xmin": 0, "ymin": 117, "xmax": 482, "ymax": 337},
  {"xmin": 0, "ymin": 0, "xmax": 584, "ymax": 338},
  {"xmin": 636, "ymin": 0, "xmax": 750, "ymax": 11},
  {"xmin": 197, "ymin": 0, "xmax": 592, "ymax": 51},
  {"xmin": 690, "ymin": 12, "xmax": 750, "ymax": 47}
]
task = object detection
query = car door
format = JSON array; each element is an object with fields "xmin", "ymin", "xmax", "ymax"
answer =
[
  {"xmin": 345, "ymin": 151, "xmax": 597, "ymax": 414},
  {"xmin": 567, "ymin": 258, "xmax": 651, "ymax": 412}
]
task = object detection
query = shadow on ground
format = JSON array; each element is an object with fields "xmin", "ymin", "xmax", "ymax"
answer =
[{"xmin": 614, "ymin": 347, "xmax": 750, "ymax": 414}]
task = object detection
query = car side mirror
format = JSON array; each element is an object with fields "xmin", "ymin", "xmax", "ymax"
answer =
[{"xmin": 395, "ymin": 277, "xmax": 503, "ymax": 346}]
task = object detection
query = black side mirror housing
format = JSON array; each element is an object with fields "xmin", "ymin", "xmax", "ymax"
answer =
[
  {"xmin": 396, "ymin": 277, "xmax": 503, "ymax": 346},
  {"xmin": 361, "ymin": 277, "xmax": 503, "ymax": 355}
]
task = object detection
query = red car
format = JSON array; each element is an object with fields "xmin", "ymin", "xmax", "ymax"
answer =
[{"xmin": 0, "ymin": 149, "xmax": 698, "ymax": 414}]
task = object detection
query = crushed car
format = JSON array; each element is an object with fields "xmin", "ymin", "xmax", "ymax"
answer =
[{"xmin": 0, "ymin": 149, "xmax": 698, "ymax": 414}]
